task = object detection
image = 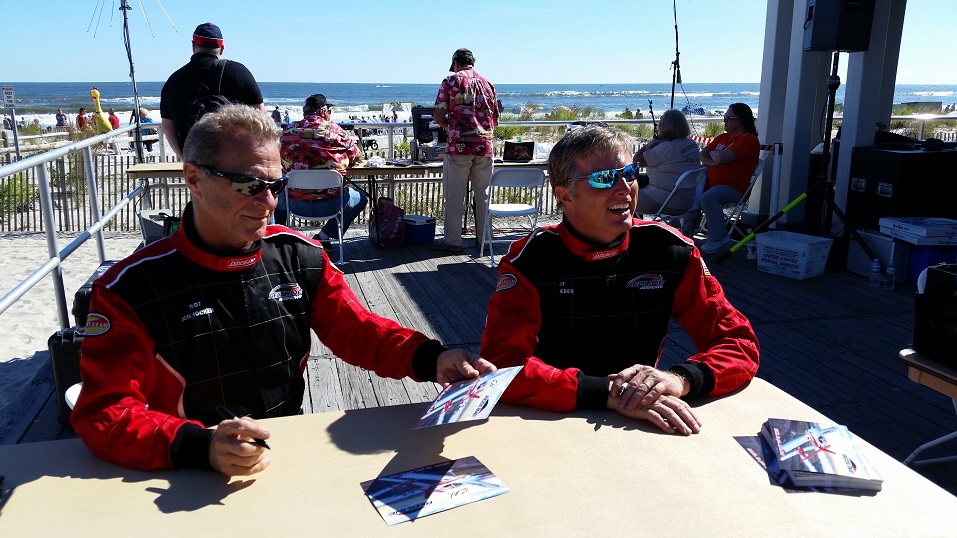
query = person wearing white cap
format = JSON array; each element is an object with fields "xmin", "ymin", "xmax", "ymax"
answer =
[{"xmin": 160, "ymin": 22, "xmax": 265, "ymax": 158}]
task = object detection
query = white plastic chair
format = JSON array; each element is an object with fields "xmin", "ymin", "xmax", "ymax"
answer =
[
  {"xmin": 481, "ymin": 168, "xmax": 547, "ymax": 267},
  {"xmin": 643, "ymin": 166, "xmax": 708, "ymax": 222},
  {"xmin": 721, "ymin": 159, "xmax": 765, "ymax": 239},
  {"xmin": 285, "ymin": 169, "xmax": 346, "ymax": 264}
]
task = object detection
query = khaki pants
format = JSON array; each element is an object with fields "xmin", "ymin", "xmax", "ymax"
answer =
[{"xmin": 441, "ymin": 154, "xmax": 493, "ymax": 246}]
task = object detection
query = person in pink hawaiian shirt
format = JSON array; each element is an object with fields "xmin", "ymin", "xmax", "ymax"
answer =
[
  {"xmin": 277, "ymin": 93, "xmax": 367, "ymax": 248},
  {"xmin": 431, "ymin": 48, "xmax": 499, "ymax": 252}
]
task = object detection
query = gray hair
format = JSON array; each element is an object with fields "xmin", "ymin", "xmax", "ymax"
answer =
[
  {"xmin": 183, "ymin": 104, "xmax": 279, "ymax": 164},
  {"xmin": 657, "ymin": 109, "xmax": 692, "ymax": 140},
  {"xmin": 548, "ymin": 124, "xmax": 632, "ymax": 206}
]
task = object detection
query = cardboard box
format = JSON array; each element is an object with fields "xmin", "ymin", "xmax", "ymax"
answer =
[
  {"xmin": 756, "ymin": 231, "xmax": 833, "ymax": 280},
  {"xmin": 878, "ymin": 216, "xmax": 957, "ymax": 237},
  {"xmin": 403, "ymin": 215, "xmax": 436, "ymax": 245},
  {"xmin": 847, "ymin": 229, "xmax": 909, "ymax": 282},
  {"xmin": 878, "ymin": 225, "xmax": 957, "ymax": 246}
]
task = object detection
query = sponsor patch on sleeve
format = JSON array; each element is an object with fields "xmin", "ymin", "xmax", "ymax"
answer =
[
  {"xmin": 701, "ymin": 258, "xmax": 712, "ymax": 277},
  {"xmin": 84, "ymin": 312, "xmax": 111, "ymax": 336},
  {"xmin": 495, "ymin": 273, "xmax": 518, "ymax": 292}
]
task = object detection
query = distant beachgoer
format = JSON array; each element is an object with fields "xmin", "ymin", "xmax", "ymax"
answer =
[
  {"xmin": 632, "ymin": 109, "xmax": 702, "ymax": 218},
  {"xmin": 56, "ymin": 108, "xmax": 68, "ymax": 128},
  {"xmin": 138, "ymin": 107, "xmax": 157, "ymax": 152},
  {"xmin": 271, "ymin": 105, "xmax": 282, "ymax": 123},
  {"xmin": 430, "ymin": 47, "xmax": 499, "ymax": 252},
  {"xmin": 392, "ymin": 110, "xmax": 398, "ymax": 122},
  {"xmin": 160, "ymin": 22, "xmax": 265, "ymax": 158},
  {"xmin": 283, "ymin": 109, "xmax": 291, "ymax": 124},
  {"xmin": 695, "ymin": 103, "xmax": 760, "ymax": 254},
  {"xmin": 2, "ymin": 116, "xmax": 10, "ymax": 130},
  {"xmin": 108, "ymin": 108, "xmax": 120, "ymax": 130},
  {"xmin": 76, "ymin": 108, "xmax": 88, "ymax": 130}
]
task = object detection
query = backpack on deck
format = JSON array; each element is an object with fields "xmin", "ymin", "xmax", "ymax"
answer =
[
  {"xmin": 369, "ymin": 196, "xmax": 405, "ymax": 247},
  {"xmin": 186, "ymin": 59, "xmax": 232, "ymax": 135}
]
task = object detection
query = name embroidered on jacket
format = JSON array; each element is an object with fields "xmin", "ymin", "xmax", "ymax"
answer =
[
  {"xmin": 268, "ymin": 283, "xmax": 304, "ymax": 302},
  {"xmin": 227, "ymin": 255, "xmax": 258, "ymax": 268},
  {"xmin": 626, "ymin": 274, "xmax": 665, "ymax": 290}
]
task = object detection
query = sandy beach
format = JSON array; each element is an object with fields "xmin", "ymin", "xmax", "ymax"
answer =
[{"xmin": 0, "ymin": 231, "xmax": 143, "ymax": 422}]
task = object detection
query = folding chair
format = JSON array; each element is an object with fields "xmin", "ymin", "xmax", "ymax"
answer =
[
  {"xmin": 285, "ymin": 169, "xmax": 346, "ymax": 264},
  {"xmin": 642, "ymin": 167, "xmax": 708, "ymax": 223},
  {"xmin": 480, "ymin": 168, "xmax": 547, "ymax": 268},
  {"xmin": 721, "ymin": 159, "xmax": 765, "ymax": 239}
]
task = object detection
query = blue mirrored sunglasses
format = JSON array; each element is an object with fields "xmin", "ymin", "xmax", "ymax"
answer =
[
  {"xmin": 564, "ymin": 163, "xmax": 641, "ymax": 189},
  {"xmin": 193, "ymin": 163, "xmax": 288, "ymax": 196}
]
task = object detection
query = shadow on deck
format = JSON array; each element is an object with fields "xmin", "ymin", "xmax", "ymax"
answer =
[{"xmin": 2, "ymin": 229, "xmax": 954, "ymax": 497}]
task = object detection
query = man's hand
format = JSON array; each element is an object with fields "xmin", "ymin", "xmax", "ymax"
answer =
[
  {"xmin": 435, "ymin": 349, "xmax": 496, "ymax": 386},
  {"xmin": 209, "ymin": 417, "xmax": 271, "ymax": 477},
  {"xmin": 609, "ymin": 365, "xmax": 687, "ymax": 411},
  {"xmin": 609, "ymin": 393, "xmax": 702, "ymax": 435}
]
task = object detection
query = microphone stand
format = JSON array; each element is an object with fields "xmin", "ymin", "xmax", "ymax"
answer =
[{"xmin": 669, "ymin": 0, "xmax": 681, "ymax": 109}]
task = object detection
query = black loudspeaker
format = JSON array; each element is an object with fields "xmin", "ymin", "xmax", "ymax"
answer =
[{"xmin": 803, "ymin": 0, "xmax": 876, "ymax": 52}]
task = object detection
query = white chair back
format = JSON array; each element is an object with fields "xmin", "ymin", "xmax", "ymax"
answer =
[
  {"xmin": 651, "ymin": 166, "xmax": 708, "ymax": 220},
  {"xmin": 285, "ymin": 169, "xmax": 346, "ymax": 264},
  {"xmin": 482, "ymin": 168, "xmax": 547, "ymax": 267}
]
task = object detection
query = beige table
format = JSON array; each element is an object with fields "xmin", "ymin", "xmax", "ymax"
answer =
[
  {"xmin": 899, "ymin": 348, "xmax": 957, "ymax": 466},
  {"xmin": 2, "ymin": 379, "xmax": 954, "ymax": 536},
  {"xmin": 126, "ymin": 162, "xmax": 187, "ymax": 210}
]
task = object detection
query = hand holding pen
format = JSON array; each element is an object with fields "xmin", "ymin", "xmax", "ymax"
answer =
[
  {"xmin": 210, "ymin": 405, "xmax": 272, "ymax": 477},
  {"xmin": 216, "ymin": 405, "xmax": 271, "ymax": 449}
]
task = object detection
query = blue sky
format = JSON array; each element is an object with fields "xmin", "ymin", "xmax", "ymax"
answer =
[{"xmin": 3, "ymin": 0, "xmax": 954, "ymax": 84}]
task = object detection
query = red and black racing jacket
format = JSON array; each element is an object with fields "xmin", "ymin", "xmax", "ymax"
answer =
[
  {"xmin": 480, "ymin": 218, "xmax": 759, "ymax": 412},
  {"xmin": 71, "ymin": 204, "xmax": 445, "ymax": 471}
]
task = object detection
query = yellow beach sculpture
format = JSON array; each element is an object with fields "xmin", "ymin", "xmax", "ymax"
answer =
[{"xmin": 90, "ymin": 87, "xmax": 113, "ymax": 134}]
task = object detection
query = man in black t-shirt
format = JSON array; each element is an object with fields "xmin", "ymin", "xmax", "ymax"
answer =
[{"xmin": 160, "ymin": 22, "xmax": 265, "ymax": 158}]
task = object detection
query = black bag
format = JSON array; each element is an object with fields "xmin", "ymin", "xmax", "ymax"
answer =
[
  {"xmin": 369, "ymin": 196, "xmax": 406, "ymax": 247},
  {"xmin": 913, "ymin": 263, "xmax": 957, "ymax": 364},
  {"xmin": 186, "ymin": 59, "xmax": 232, "ymax": 133},
  {"xmin": 48, "ymin": 328, "xmax": 84, "ymax": 424}
]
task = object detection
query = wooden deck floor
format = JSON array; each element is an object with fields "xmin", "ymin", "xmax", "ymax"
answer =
[{"xmin": 2, "ymin": 229, "xmax": 955, "ymax": 496}]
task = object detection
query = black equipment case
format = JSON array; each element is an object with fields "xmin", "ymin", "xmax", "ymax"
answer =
[
  {"xmin": 48, "ymin": 327, "xmax": 84, "ymax": 424},
  {"xmin": 71, "ymin": 260, "xmax": 118, "ymax": 327},
  {"xmin": 913, "ymin": 263, "xmax": 957, "ymax": 365}
]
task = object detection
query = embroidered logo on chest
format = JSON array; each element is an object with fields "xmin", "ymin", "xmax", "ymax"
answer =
[
  {"xmin": 268, "ymin": 283, "xmax": 304, "ymax": 302},
  {"xmin": 182, "ymin": 300, "xmax": 214, "ymax": 322},
  {"xmin": 626, "ymin": 274, "xmax": 665, "ymax": 290}
]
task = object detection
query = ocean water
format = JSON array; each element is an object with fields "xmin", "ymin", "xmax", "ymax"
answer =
[{"xmin": 4, "ymin": 81, "xmax": 956, "ymax": 129}]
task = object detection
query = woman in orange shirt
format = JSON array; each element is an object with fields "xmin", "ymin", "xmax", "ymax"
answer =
[{"xmin": 697, "ymin": 103, "xmax": 760, "ymax": 254}]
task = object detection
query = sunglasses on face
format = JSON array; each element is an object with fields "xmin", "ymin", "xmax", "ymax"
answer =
[
  {"xmin": 192, "ymin": 163, "xmax": 288, "ymax": 196},
  {"xmin": 564, "ymin": 163, "xmax": 641, "ymax": 189},
  {"xmin": 723, "ymin": 115, "xmax": 738, "ymax": 121}
]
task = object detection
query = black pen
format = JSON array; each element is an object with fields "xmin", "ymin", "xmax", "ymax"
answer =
[{"xmin": 216, "ymin": 405, "xmax": 271, "ymax": 449}]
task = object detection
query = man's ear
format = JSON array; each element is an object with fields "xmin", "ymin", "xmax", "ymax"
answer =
[
  {"xmin": 556, "ymin": 185, "xmax": 574, "ymax": 206},
  {"xmin": 183, "ymin": 162, "xmax": 204, "ymax": 199}
]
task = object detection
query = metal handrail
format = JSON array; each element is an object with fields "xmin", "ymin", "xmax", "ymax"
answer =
[{"xmin": 0, "ymin": 124, "xmax": 143, "ymax": 330}]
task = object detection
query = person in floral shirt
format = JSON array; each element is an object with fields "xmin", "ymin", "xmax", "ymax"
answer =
[
  {"xmin": 431, "ymin": 48, "xmax": 499, "ymax": 252},
  {"xmin": 277, "ymin": 93, "xmax": 367, "ymax": 248}
]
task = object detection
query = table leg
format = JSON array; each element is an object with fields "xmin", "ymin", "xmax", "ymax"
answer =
[{"xmin": 903, "ymin": 398, "xmax": 957, "ymax": 466}]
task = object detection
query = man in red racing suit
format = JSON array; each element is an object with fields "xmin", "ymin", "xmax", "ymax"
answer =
[
  {"xmin": 480, "ymin": 124, "xmax": 758, "ymax": 435},
  {"xmin": 71, "ymin": 105, "xmax": 492, "ymax": 475}
]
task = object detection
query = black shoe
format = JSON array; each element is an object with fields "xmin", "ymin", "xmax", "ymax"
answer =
[{"xmin": 312, "ymin": 234, "xmax": 336, "ymax": 252}]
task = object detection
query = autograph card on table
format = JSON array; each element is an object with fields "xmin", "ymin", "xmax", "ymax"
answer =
[
  {"xmin": 413, "ymin": 366, "xmax": 523, "ymax": 429},
  {"xmin": 361, "ymin": 456, "xmax": 509, "ymax": 525}
]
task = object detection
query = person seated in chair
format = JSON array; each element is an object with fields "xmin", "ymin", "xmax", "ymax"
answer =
[
  {"xmin": 695, "ymin": 103, "xmax": 760, "ymax": 254},
  {"xmin": 480, "ymin": 124, "xmax": 759, "ymax": 436},
  {"xmin": 632, "ymin": 109, "xmax": 702, "ymax": 220},
  {"xmin": 276, "ymin": 94, "xmax": 367, "ymax": 249}
]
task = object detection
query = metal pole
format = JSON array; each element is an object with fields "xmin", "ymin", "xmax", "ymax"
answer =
[
  {"xmin": 9, "ymin": 109, "xmax": 22, "ymax": 161},
  {"xmin": 36, "ymin": 164, "xmax": 71, "ymax": 330},
  {"xmin": 120, "ymin": 0, "xmax": 145, "ymax": 164},
  {"xmin": 82, "ymin": 146, "xmax": 107, "ymax": 262}
]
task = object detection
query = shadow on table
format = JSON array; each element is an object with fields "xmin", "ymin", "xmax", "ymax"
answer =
[{"xmin": 0, "ymin": 440, "xmax": 256, "ymax": 514}]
